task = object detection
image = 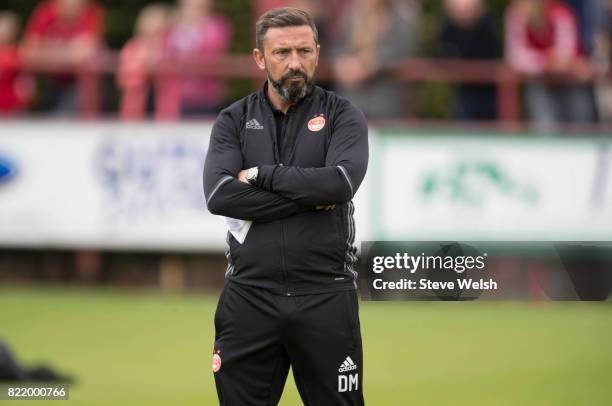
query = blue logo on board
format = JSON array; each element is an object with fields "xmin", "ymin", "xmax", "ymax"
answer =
[{"xmin": 0, "ymin": 155, "xmax": 17, "ymax": 184}]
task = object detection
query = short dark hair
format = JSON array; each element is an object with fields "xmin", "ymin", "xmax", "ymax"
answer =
[{"xmin": 255, "ymin": 7, "xmax": 318, "ymax": 51}]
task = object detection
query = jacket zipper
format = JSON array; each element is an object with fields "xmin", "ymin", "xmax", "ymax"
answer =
[
  {"xmin": 280, "ymin": 220, "xmax": 291, "ymax": 296},
  {"xmin": 280, "ymin": 112, "xmax": 291, "ymax": 296},
  {"xmin": 274, "ymin": 108, "xmax": 291, "ymax": 296}
]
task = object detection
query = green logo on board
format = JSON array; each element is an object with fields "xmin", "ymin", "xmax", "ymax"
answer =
[{"xmin": 421, "ymin": 161, "xmax": 539, "ymax": 205}]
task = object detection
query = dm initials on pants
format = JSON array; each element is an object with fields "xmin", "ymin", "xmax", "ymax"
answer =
[{"xmin": 338, "ymin": 374, "xmax": 358, "ymax": 392}]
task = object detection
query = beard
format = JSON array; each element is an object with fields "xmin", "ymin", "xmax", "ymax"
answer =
[{"xmin": 268, "ymin": 68, "xmax": 315, "ymax": 104}]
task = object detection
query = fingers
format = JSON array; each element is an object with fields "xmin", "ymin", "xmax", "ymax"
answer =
[{"xmin": 237, "ymin": 169, "xmax": 248, "ymax": 183}]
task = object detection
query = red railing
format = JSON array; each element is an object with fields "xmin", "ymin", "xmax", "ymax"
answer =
[{"xmin": 20, "ymin": 52, "xmax": 596, "ymax": 125}]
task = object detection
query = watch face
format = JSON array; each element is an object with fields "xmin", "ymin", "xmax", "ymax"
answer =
[{"xmin": 247, "ymin": 168, "xmax": 257, "ymax": 183}]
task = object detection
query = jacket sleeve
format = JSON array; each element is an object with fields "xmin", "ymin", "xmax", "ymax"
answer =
[
  {"xmin": 203, "ymin": 110, "xmax": 309, "ymax": 221},
  {"xmin": 256, "ymin": 100, "xmax": 368, "ymax": 206}
]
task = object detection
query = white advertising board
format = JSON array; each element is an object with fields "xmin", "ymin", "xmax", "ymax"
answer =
[
  {"xmin": 372, "ymin": 134, "xmax": 612, "ymax": 240},
  {"xmin": 1, "ymin": 122, "xmax": 609, "ymax": 251},
  {"xmin": 0, "ymin": 121, "xmax": 228, "ymax": 251}
]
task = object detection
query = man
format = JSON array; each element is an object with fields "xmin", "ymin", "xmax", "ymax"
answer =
[
  {"xmin": 21, "ymin": 0, "xmax": 104, "ymax": 114},
  {"xmin": 0, "ymin": 12, "xmax": 32, "ymax": 114},
  {"xmin": 505, "ymin": 0, "xmax": 595, "ymax": 131},
  {"xmin": 203, "ymin": 7, "xmax": 368, "ymax": 406},
  {"xmin": 437, "ymin": 0, "xmax": 501, "ymax": 120}
]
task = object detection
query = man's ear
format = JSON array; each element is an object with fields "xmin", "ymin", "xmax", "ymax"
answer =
[
  {"xmin": 252, "ymin": 48, "xmax": 266, "ymax": 71},
  {"xmin": 315, "ymin": 44, "xmax": 321, "ymax": 67}
]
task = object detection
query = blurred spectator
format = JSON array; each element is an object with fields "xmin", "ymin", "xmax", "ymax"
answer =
[
  {"xmin": 165, "ymin": 0, "xmax": 231, "ymax": 117},
  {"xmin": 331, "ymin": 0, "xmax": 420, "ymax": 119},
  {"xmin": 505, "ymin": 0, "xmax": 596, "ymax": 131},
  {"xmin": 0, "ymin": 12, "xmax": 33, "ymax": 114},
  {"xmin": 117, "ymin": 3, "xmax": 172, "ymax": 121},
  {"xmin": 254, "ymin": 1, "xmax": 288, "ymax": 26},
  {"xmin": 563, "ymin": 0, "xmax": 601, "ymax": 123},
  {"xmin": 437, "ymin": 0, "xmax": 501, "ymax": 121},
  {"xmin": 564, "ymin": 0, "xmax": 598, "ymax": 55},
  {"xmin": 592, "ymin": 0, "xmax": 612, "ymax": 121},
  {"xmin": 21, "ymin": 0, "xmax": 105, "ymax": 115}
]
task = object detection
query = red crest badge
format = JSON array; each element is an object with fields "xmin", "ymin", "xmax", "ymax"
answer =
[
  {"xmin": 212, "ymin": 352, "xmax": 222, "ymax": 373},
  {"xmin": 308, "ymin": 115, "xmax": 326, "ymax": 132}
]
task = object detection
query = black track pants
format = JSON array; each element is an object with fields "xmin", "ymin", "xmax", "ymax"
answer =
[{"xmin": 212, "ymin": 282, "xmax": 364, "ymax": 406}]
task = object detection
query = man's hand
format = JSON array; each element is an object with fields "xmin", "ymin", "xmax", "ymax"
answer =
[
  {"xmin": 316, "ymin": 205, "xmax": 335, "ymax": 211},
  {"xmin": 238, "ymin": 169, "xmax": 248, "ymax": 184}
]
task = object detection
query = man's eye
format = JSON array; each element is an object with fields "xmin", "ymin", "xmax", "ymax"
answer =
[{"xmin": 300, "ymin": 49, "xmax": 312, "ymax": 54}]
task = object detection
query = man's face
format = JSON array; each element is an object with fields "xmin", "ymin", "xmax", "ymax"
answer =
[
  {"xmin": 55, "ymin": 0, "xmax": 88, "ymax": 20},
  {"xmin": 179, "ymin": 0, "xmax": 211, "ymax": 15},
  {"xmin": 253, "ymin": 25, "xmax": 320, "ymax": 104},
  {"xmin": 0, "ymin": 14, "xmax": 19, "ymax": 46}
]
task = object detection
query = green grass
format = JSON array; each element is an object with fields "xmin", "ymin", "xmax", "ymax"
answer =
[{"xmin": 0, "ymin": 286, "xmax": 611, "ymax": 405}]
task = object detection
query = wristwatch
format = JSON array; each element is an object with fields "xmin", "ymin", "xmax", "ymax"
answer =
[{"xmin": 246, "ymin": 166, "xmax": 259, "ymax": 185}]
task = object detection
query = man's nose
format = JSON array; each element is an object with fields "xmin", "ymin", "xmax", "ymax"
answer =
[{"xmin": 287, "ymin": 51, "xmax": 302, "ymax": 71}]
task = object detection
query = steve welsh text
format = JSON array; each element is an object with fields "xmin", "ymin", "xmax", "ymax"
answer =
[{"xmin": 372, "ymin": 278, "xmax": 498, "ymax": 291}]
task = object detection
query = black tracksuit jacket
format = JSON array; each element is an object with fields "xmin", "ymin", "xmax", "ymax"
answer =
[{"xmin": 203, "ymin": 82, "xmax": 368, "ymax": 296}]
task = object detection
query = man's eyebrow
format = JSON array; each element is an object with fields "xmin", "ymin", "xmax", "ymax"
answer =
[{"xmin": 272, "ymin": 44, "xmax": 314, "ymax": 51}]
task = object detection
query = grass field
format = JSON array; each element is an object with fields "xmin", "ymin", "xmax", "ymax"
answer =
[{"xmin": 0, "ymin": 286, "xmax": 611, "ymax": 405}]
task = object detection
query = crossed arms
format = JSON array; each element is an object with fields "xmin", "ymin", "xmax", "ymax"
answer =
[{"xmin": 203, "ymin": 100, "xmax": 368, "ymax": 222}]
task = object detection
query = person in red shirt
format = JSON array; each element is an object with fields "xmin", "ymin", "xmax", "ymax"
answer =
[
  {"xmin": 0, "ymin": 12, "xmax": 33, "ymax": 114},
  {"xmin": 165, "ymin": 0, "xmax": 232, "ymax": 117},
  {"xmin": 505, "ymin": 0, "xmax": 595, "ymax": 130},
  {"xmin": 21, "ymin": 0, "xmax": 104, "ymax": 114},
  {"xmin": 117, "ymin": 3, "xmax": 172, "ymax": 121}
]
